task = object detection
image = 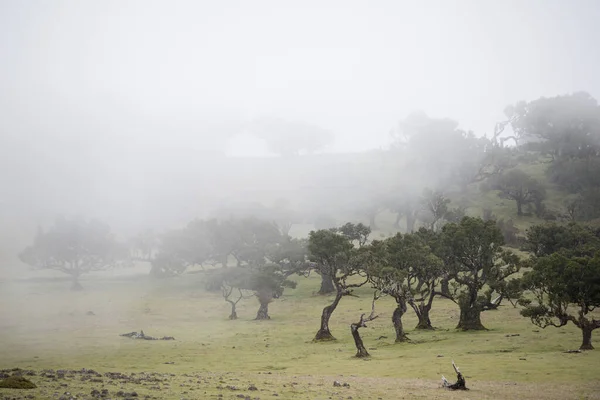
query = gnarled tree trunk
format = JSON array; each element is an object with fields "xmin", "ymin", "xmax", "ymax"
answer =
[
  {"xmin": 255, "ymin": 302, "xmax": 270, "ymax": 320},
  {"xmin": 409, "ymin": 292, "xmax": 435, "ymax": 330},
  {"xmin": 318, "ymin": 274, "xmax": 335, "ymax": 295},
  {"xmin": 392, "ymin": 299, "xmax": 409, "ymax": 342},
  {"xmin": 351, "ymin": 323, "xmax": 370, "ymax": 357},
  {"xmin": 350, "ymin": 300, "xmax": 379, "ymax": 357},
  {"xmin": 580, "ymin": 325, "xmax": 595, "ymax": 350},
  {"xmin": 315, "ymin": 287, "xmax": 343, "ymax": 341},
  {"xmin": 457, "ymin": 294, "xmax": 486, "ymax": 330},
  {"xmin": 412, "ymin": 302, "xmax": 433, "ymax": 330},
  {"xmin": 255, "ymin": 291, "xmax": 271, "ymax": 320},
  {"xmin": 227, "ymin": 300, "xmax": 238, "ymax": 320}
]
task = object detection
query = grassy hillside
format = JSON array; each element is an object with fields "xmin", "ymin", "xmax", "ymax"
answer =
[{"xmin": 1, "ymin": 271, "xmax": 599, "ymax": 399}]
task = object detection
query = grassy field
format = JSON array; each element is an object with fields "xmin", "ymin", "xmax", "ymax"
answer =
[{"xmin": 1, "ymin": 268, "xmax": 600, "ymax": 400}]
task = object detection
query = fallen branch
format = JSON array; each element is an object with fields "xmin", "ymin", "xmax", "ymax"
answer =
[
  {"xmin": 441, "ymin": 360, "xmax": 468, "ymax": 390},
  {"xmin": 119, "ymin": 330, "xmax": 175, "ymax": 340}
]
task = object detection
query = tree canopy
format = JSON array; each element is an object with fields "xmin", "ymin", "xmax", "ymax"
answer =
[{"xmin": 19, "ymin": 216, "xmax": 130, "ymax": 290}]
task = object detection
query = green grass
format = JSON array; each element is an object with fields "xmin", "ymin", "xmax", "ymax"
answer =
[{"xmin": 2, "ymin": 272, "xmax": 600, "ymax": 399}]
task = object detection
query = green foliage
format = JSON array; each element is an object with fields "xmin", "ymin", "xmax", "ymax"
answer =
[
  {"xmin": 332, "ymin": 222, "xmax": 371, "ymax": 247},
  {"xmin": 440, "ymin": 217, "xmax": 522, "ymax": 329},
  {"xmin": 520, "ymin": 251, "xmax": 600, "ymax": 349},
  {"xmin": 307, "ymin": 229, "xmax": 354, "ymax": 271},
  {"xmin": 523, "ymin": 222, "xmax": 600, "ymax": 257}
]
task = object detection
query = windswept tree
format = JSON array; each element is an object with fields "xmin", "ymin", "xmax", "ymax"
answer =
[
  {"xmin": 441, "ymin": 217, "xmax": 521, "ymax": 330},
  {"xmin": 519, "ymin": 222, "xmax": 600, "ymax": 350},
  {"xmin": 206, "ymin": 235, "xmax": 306, "ymax": 320},
  {"xmin": 367, "ymin": 239, "xmax": 410, "ymax": 341},
  {"xmin": 370, "ymin": 231, "xmax": 444, "ymax": 341},
  {"xmin": 496, "ymin": 169, "xmax": 546, "ymax": 216},
  {"xmin": 308, "ymin": 229, "xmax": 369, "ymax": 341},
  {"xmin": 19, "ymin": 216, "xmax": 130, "ymax": 290},
  {"xmin": 250, "ymin": 264, "xmax": 297, "ymax": 320},
  {"xmin": 207, "ymin": 266, "xmax": 253, "ymax": 320},
  {"xmin": 520, "ymin": 252, "xmax": 600, "ymax": 350}
]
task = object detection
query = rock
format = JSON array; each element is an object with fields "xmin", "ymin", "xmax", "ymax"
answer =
[
  {"xmin": 0, "ymin": 376, "xmax": 37, "ymax": 389},
  {"xmin": 248, "ymin": 384, "xmax": 258, "ymax": 391}
]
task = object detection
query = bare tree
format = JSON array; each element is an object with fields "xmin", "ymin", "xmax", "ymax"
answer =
[{"xmin": 350, "ymin": 292, "xmax": 379, "ymax": 358}]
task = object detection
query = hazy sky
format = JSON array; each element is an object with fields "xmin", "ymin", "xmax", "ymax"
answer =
[{"xmin": 2, "ymin": 0, "xmax": 599, "ymax": 157}]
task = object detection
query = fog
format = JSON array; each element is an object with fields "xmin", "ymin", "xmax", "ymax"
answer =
[{"xmin": 1, "ymin": 0, "xmax": 600, "ymax": 272}]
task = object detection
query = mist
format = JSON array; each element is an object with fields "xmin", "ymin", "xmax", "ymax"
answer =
[{"xmin": 2, "ymin": 0, "xmax": 600, "ymax": 270}]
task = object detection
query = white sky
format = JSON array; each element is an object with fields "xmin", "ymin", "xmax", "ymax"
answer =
[{"xmin": 2, "ymin": 0, "xmax": 599, "ymax": 156}]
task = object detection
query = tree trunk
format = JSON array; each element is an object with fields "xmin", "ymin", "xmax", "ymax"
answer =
[
  {"xmin": 413, "ymin": 303, "xmax": 433, "ymax": 330},
  {"xmin": 369, "ymin": 213, "xmax": 378, "ymax": 230},
  {"xmin": 314, "ymin": 287, "xmax": 343, "ymax": 341},
  {"xmin": 71, "ymin": 276, "xmax": 83, "ymax": 291},
  {"xmin": 318, "ymin": 274, "xmax": 335, "ymax": 295},
  {"xmin": 456, "ymin": 299, "xmax": 486, "ymax": 331},
  {"xmin": 227, "ymin": 301, "xmax": 238, "ymax": 320},
  {"xmin": 440, "ymin": 278, "xmax": 450, "ymax": 297},
  {"xmin": 406, "ymin": 213, "xmax": 416, "ymax": 233},
  {"xmin": 392, "ymin": 301, "xmax": 409, "ymax": 342},
  {"xmin": 580, "ymin": 326, "xmax": 594, "ymax": 350},
  {"xmin": 350, "ymin": 323, "xmax": 370, "ymax": 357},
  {"xmin": 516, "ymin": 200, "xmax": 523, "ymax": 216},
  {"xmin": 255, "ymin": 301, "xmax": 270, "ymax": 320}
]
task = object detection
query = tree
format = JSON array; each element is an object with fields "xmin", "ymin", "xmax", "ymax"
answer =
[
  {"xmin": 523, "ymin": 222, "xmax": 600, "ymax": 257},
  {"xmin": 249, "ymin": 264, "xmax": 297, "ymax": 320},
  {"xmin": 350, "ymin": 292, "xmax": 379, "ymax": 357},
  {"xmin": 19, "ymin": 217, "xmax": 130, "ymax": 290},
  {"xmin": 151, "ymin": 219, "xmax": 213, "ymax": 277},
  {"xmin": 308, "ymin": 229, "xmax": 369, "ymax": 341},
  {"xmin": 367, "ymin": 239, "xmax": 409, "ymax": 342},
  {"xmin": 248, "ymin": 117, "xmax": 334, "ymax": 157},
  {"xmin": 369, "ymin": 232, "xmax": 444, "ymax": 341},
  {"xmin": 334, "ymin": 222, "xmax": 371, "ymax": 247},
  {"xmin": 505, "ymin": 92, "xmax": 600, "ymax": 159},
  {"xmin": 421, "ymin": 189, "xmax": 450, "ymax": 230},
  {"xmin": 385, "ymin": 192, "xmax": 420, "ymax": 233},
  {"xmin": 209, "ymin": 266, "xmax": 253, "ymax": 320},
  {"xmin": 520, "ymin": 252, "xmax": 600, "ymax": 350},
  {"xmin": 441, "ymin": 217, "xmax": 521, "ymax": 330},
  {"xmin": 129, "ymin": 229, "xmax": 157, "ymax": 261},
  {"xmin": 496, "ymin": 169, "xmax": 546, "ymax": 216},
  {"xmin": 315, "ymin": 223, "xmax": 371, "ymax": 295}
]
